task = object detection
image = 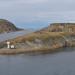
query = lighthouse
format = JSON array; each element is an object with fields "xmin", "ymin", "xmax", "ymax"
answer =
[{"xmin": 7, "ymin": 41, "xmax": 10, "ymax": 49}]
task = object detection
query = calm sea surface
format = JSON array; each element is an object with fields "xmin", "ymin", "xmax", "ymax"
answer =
[{"xmin": 0, "ymin": 47, "xmax": 75, "ymax": 75}]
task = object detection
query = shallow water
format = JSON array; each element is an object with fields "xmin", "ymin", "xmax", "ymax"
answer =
[{"xmin": 0, "ymin": 47, "xmax": 75, "ymax": 75}]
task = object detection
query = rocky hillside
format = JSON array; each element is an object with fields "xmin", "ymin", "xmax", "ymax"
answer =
[
  {"xmin": 0, "ymin": 23, "xmax": 75, "ymax": 54},
  {"xmin": 0, "ymin": 19, "xmax": 20, "ymax": 33},
  {"xmin": 39, "ymin": 23, "xmax": 75, "ymax": 32},
  {"xmin": 0, "ymin": 23, "xmax": 75, "ymax": 48}
]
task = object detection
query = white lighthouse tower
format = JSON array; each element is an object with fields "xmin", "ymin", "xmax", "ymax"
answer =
[{"xmin": 7, "ymin": 41, "xmax": 10, "ymax": 49}]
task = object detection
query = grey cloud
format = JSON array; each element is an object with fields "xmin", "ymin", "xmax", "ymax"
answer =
[{"xmin": 0, "ymin": 0, "xmax": 75, "ymax": 28}]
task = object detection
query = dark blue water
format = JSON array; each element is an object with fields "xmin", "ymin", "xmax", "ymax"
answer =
[{"xmin": 0, "ymin": 47, "xmax": 75, "ymax": 75}]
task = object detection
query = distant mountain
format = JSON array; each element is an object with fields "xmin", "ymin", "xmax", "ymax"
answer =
[{"xmin": 0, "ymin": 19, "xmax": 21, "ymax": 33}]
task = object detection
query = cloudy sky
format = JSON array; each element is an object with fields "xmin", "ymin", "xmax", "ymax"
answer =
[{"xmin": 0, "ymin": 0, "xmax": 75, "ymax": 29}]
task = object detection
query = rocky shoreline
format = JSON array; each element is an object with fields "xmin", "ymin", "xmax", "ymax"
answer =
[
  {"xmin": 0, "ymin": 32, "xmax": 75, "ymax": 55},
  {"xmin": 0, "ymin": 43, "xmax": 63, "ymax": 55},
  {"xmin": 0, "ymin": 43, "xmax": 74, "ymax": 55}
]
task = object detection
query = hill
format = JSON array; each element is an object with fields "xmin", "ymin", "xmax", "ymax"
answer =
[{"xmin": 0, "ymin": 19, "xmax": 20, "ymax": 33}]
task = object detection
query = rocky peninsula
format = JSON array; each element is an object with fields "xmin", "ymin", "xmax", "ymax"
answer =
[{"xmin": 0, "ymin": 23, "xmax": 75, "ymax": 55}]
